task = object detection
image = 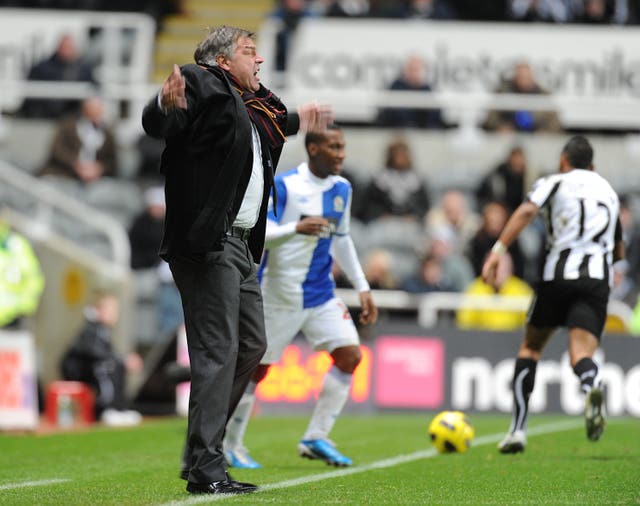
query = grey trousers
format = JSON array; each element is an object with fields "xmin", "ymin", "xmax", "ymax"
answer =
[{"xmin": 169, "ymin": 236, "xmax": 266, "ymax": 483}]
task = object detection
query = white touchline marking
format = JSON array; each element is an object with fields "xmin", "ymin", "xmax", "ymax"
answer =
[
  {"xmin": 0, "ymin": 478, "xmax": 70, "ymax": 491},
  {"xmin": 158, "ymin": 419, "xmax": 584, "ymax": 506}
]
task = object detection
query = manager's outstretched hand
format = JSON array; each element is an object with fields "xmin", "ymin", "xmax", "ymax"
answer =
[
  {"xmin": 161, "ymin": 64, "xmax": 187, "ymax": 111},
  {"xmin": 297, "ymin": 102, "xmax": 334, "ymax": 133}
]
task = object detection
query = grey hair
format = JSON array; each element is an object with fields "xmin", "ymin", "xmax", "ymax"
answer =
[{"xmin": 193, "ymin": 25, "xmax": 254, "ymax": 66}]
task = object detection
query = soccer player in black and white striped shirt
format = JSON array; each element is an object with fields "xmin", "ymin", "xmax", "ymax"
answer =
[{"xmin": 482, "ymin": 136, "xmax": 625, "ymax": 453}]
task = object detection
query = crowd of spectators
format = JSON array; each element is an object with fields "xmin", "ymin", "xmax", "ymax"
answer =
[
  {"xmin": 334, "ymin": 136, "xmax": 640, "ymax": 335},
  {"xmin": 271, "ymin": 0, "xmax": 639, "ymax": 135},
  {"xmin": 275, "ymin": 0, "xmax": 639, "ymax": 23},
  {"xmin": 4, "ymin": 3, "xmax": 640, "ymax": 344}
]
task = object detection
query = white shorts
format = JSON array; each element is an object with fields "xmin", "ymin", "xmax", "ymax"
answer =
[{"xmin": 261, "ymin": 297, "xmax": 360, "ymax": 364}]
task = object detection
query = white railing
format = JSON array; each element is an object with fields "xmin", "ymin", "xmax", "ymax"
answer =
[
  {"xmin": 335, "ymin": 288, "xmax": 633, "ymax": 331},
  {"xmin": 275, "ymin": 88, "xmax": 640, "ymax": 131},
  {"xmin": 0, "ymin": 159, "xmax": 130, "ymax": 268},
  {"xmin": 0, "ymin": 8, "xmax": 157, "ymax": 132}
]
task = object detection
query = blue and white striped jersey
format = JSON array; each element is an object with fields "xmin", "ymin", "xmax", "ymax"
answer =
[
  {"xmin": 527, "ymin": 169, "xmax": 621, "ymax": 284},
  {"xmin": 260, "ymin": 162, "xmax": 367, "ymax": 309}
]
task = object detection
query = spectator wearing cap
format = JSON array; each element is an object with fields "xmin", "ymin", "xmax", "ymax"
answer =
[{"xmin": 128, "ymin": 186, "xmax": 165, "ymax": 270}]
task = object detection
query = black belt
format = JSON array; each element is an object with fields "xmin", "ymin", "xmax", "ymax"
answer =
[{"xmin": 227, "ymin": 226, "xmax": 251, "ymax": 241}]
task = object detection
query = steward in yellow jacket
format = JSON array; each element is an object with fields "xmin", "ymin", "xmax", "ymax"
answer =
[{"xmin": 0, "ymin": 221, "xmax": 45, "ymax": 328}]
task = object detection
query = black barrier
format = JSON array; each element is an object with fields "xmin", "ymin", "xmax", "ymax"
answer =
[{"xmin": 257, "ymin": 322, "xmax": 640, "ymax": 417}]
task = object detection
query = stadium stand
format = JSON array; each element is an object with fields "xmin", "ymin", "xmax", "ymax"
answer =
[{"xmin": 2, "ymin": 3, "xmax": 640, "ymax": 417}]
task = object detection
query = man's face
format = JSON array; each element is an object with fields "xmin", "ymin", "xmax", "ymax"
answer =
[
  {"xmin": 513, "ymin": 63, "xmax": 535, "ymax": 92},
  {"xmin": 221, "ymin": 36, "xmax": 264, "ymax": 92},
  {"xmin": 309, "ymin": 129, "xmax": 346, "ymax": 178},
  {"xmin": 508, "ymin": 149, "xmax": 526, "ymax": 174}
]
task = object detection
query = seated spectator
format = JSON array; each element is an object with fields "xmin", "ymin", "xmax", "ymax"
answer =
[
  {"xmin": 424, "ymin": 189, "xmax": 480, "ymax": 255},
  {"xmin": 456, "ymin": 253, "xmax": 533, "ymax": 331},
  {"xmin": 0, "ymin": 218, "xmax": 45, "ymax": 330},
  {"xmin": 507, "ymin": 0, "xmax": 574, "ymax": 22},
  {"xmin": 468, "ymin": 200, "xmax": 525, "ymax": 278},
  {"xmin": 401, "ymin": 0, "xmax": 458, "ymax": 19},
  {"xmin": 324, "ymin": 0, "xmax": 370, "ymax": 16},
  {"xmin": 576, "ymin": 0, "xmax": 631, "ymax": 24},
  {"xmin": 484, "ymin": 61, "xmax": 562, "ymax": 133},
  {"xmin": 377, "ymin": 55, "xmax": 444, "ymax": 129},
  {"xmin": 358, "ymin": 139, "xmax": 431, "ymax": 223},
  {"xmin": 19, "ymin": 33, "xmax": 96, "ymax": 119},
  {"xmin": 39, "ymin": 96, "xmax": 116, "ymax": 183},
  {"xmin": 401, "ymin": 252, "xmax": 455, "ymax": 293},
  {"xmin": 60, "ymin": 292, "xmax": 143, "ymax": 426},
  {"xmin": 129, "ymin": 186, "xmax": 165, "ymax": 270},
  {"xmin": 424, "ymin": 226, "xmax": 475, "ymax": 292},
  {"xmin": 362, "ymin": 248, "xmax": 397, "ymax": 289},
  {"xmin": 476, "ymin": 146, "xmax": 528, "ymax": 213}
]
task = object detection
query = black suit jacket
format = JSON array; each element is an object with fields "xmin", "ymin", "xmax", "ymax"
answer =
[{"xmin": 142, "ymin": 64, "xmax": 299, "ymax": 261}]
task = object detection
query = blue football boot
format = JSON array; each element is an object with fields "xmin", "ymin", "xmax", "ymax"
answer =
[
  {"xmin": 298, "ymin": 439, "xmax": 353, "ymax": 467},
  {"xmin": 224, "ymin": 447, "xmax": 262, "ymax": 469}
]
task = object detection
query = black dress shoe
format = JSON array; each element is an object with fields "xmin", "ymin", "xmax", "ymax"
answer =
[
  {"xmin": 186, "ymin": 479, "xmax": 258, "ymax": 495},
  {"xmin": 181, "ymin": 470, "xmax": 256, "ymax": 486},
  {"xmin": 226, "ymin": 472, "xmax": 258, "ymax": 492}
]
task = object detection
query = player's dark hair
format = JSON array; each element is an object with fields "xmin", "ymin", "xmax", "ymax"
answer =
[
  {"xmin": 304, "ymin": 124, "xmax": 341, "ymax": 150},
  {"xmin": 562, "ymin": 135, "xmax": 593, "ymax": 169}
]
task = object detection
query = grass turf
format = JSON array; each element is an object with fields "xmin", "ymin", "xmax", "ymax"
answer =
[{"xmin": 0, "ymin": 414, "xmax": 638, "ymax": 505}]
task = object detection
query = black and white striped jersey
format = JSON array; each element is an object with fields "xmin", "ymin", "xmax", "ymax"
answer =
[{"xmin": 527, "ymin": 169, "xmax": 621, "ymax": 284}]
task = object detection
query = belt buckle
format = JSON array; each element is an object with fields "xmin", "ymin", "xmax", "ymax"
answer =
[{"xmin": 230, "ymin": 227, "xmax": 250, "ymax": 240}]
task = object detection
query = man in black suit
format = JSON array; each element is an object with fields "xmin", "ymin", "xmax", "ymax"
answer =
[{"xmin": 142, "ymin": 25, "xmax": 331, "ymax": 495}]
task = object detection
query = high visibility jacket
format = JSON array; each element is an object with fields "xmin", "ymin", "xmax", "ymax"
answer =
[
  {"xmin": 0, "ymin": 229, "xmax": 45, "ymax": 327},
  {"xmin": 456, "ymin": 276, "xmax": 533, "ymax": 331}
]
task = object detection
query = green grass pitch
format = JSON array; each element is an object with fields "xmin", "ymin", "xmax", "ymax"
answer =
[{"xmin": 1, "ymin": 414, "xmax": 638, "ymax": 505}]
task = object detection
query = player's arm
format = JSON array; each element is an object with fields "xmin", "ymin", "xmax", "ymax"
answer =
[
  {"xmin": 482, "ymin": 200, "xmax": 539, "ymax": 287},
  {"xmin": 264, "ymin": 218, "xmax": 296, "ymax": 248},
  {"xmin": 332, "ymin": 235, "xmax": 378, "ymax": 325},
  {"xmin": 265, "ymin": 216, "xmax": 331, "ymax": 248},
  {"xmin": 264, "ymin": 177, "xmax": 300, "ymax": 248}
]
